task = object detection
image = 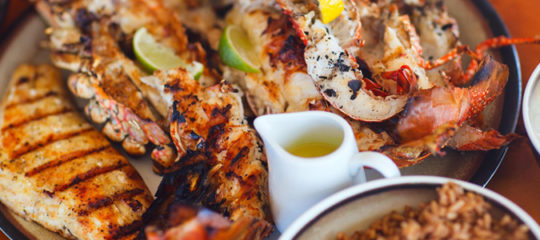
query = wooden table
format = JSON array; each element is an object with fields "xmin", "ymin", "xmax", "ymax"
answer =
[
  {"xmin": 0, "ymin": 0, "xmax": 539, "ymax": 239},
  {"xmin": 486, "ymin": 0, "xmax": 540, "ymax": 224}
]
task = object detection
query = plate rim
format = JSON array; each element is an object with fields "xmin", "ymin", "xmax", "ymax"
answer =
[
  {"xmin": 0, "ymin": 0, "xmax": 523, "ymax": 239},
  {"xmin": 0, "ymin": 8, "xmax": 55, "ymax": 240},
  {"xmin": 0, "ymin": 0, "xmax": 8, "ymax": 28},
  {"xmin": 467, "ymin": 0, "xmax": 522, "ymax": 186}
]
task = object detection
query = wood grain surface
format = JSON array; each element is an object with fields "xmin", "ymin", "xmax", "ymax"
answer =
[
  {"xmin": 486, "ymin": 0, "xmax": 540, "ymax": 224},
  {"xmin": 0, "ymin": 0, "xmax": 538, "ymax": 239}
]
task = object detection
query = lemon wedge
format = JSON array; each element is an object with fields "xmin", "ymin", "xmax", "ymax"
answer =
[{"xmin": 320, "ymin": 0, "xmax": 345, "ymax": 24}]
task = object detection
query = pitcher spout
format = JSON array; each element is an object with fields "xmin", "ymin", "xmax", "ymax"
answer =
[{"xmin": 252, "ymin": 114, "xmax": 282, "ymax": 150}]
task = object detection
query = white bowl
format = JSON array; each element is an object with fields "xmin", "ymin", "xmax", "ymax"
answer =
[
  {"xmin": 280, "ymin": 176, "xmax": 540, "ymax": 240},
  {"xmin": 523, "ymin": 63, "xmax": 540, "ymax": 158}
]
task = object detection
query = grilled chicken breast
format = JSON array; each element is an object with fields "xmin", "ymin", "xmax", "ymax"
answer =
[{"xmin": 0, "ymin": 64, "xmax": 153, "ymax": 239}]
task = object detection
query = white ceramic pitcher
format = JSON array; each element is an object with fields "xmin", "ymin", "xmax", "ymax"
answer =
[{"xmin": 254, "ymin": 111, "xmax": 400, "ymax": 232}]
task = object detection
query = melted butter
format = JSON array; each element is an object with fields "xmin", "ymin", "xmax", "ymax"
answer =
[{"xmin": 285, "ymin": 133, "xmax": 341, "ymax": 158}]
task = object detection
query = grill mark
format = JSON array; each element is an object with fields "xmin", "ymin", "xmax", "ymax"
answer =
[
  {"xmin": 125, "ymin": 198, "xmax": 143, "ymax": 212},
  {"xmin": 25, "ymin": 146, "xmax": 111, "ymax": 177},
  {"xmin": 78, "ymin": 188, "xmax": 146, "ymax": 216},
  {"xmin": 16, "ymin": 77, "xmax": 29, "ymax": 85},
  {"xmin": 4, "ymin": 91, "xmax": 60, "ymax": 109},
  {"xmin": 231, "ymin": 147, "xmax": 249, "ymax": 165},
  {"xmin": 107, "ymin": 220, "xmax": 142, "ymax": 240},
  {"xmin": 54, "ymin": 162, "xmax": 127, "ymax": 193},
  {"xmin": 9, "ymin": 128, "xmax": 94, "ymax": 160},
  {"xmin": 1, "ymin": 107, "xmax": 74, "ymax": 131}
]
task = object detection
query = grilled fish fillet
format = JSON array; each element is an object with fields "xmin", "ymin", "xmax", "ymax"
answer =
[{"xmin": 0, "ymin": 64, "xmax": 153, "ymax": 239}]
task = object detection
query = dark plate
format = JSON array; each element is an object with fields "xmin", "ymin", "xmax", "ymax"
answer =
[
  {"xmin": 468, "ymin": 0, "xmax": 521, "ymax": 185},
  {"xmin": 0, "ymin": 0, "xmax": 8, "ymax": 28},
  {"xmin": 0, "ymin": 4, "xmax": 43, "ymax": 240}
]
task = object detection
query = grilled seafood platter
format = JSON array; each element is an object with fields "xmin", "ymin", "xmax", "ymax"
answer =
[{"xmin": 0, "ymin": 0, "xmax": 538, "ymax": 239}]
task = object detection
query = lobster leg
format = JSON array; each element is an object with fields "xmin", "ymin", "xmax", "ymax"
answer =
[
  {"xmin": 461, "ymin": 36, "xmax": 540, "ymax": 82},
  {"xmin": 422, "ymin": 45, "xmax": 474, "ymax": 70},
  {"xmin": 420, "ymin": 36, "xmax": 540, "ymax": 86},
  {"xmin": 447, "ymin": 124, "xmax": 519, "ymax": 151}
]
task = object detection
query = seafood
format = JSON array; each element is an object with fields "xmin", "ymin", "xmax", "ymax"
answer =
[
  {"xmin": 219, "ymin": 0, "xmax": 524, "ymax": 166},
  {"xmin": 385, "ymin": 57, "xmax": 512, "ymax": 166},
  {"xmin": 142, "ymin": 158, "xmax": 273, "ymax": 240},
  {"xmin": 35, "ymin": 0, "xmax": 528, "ymax": 165},
  {"xmin": 396, "ymin": 57, "xmax": 508, "ymax": 143},
  {"xmin": 447, "ymin": 124, "xmax": 519, "ymax": 151},
  {"xmin": 410, "ymin": 1, "xmax": 461, "ymax": 87},
  {"xmin": 36, "ymin": 0, "xmax": 273, "ymax": 237},
  {"xmin": 224, "ymin": 5, "xmax": 323, "ymax": 115},
  {"xmin": 222, "ymin": 1, "xmax": 395, "ymax": 151},
  {"xmin": 0, "ymin": 64, "xmax": 153, "ymax": 239},
  {"xmin": 273, "ymin": 0, "xmax": 534, "ymax": 165},
  {"xmin": 145, "ymin": 204, "xmax": 268, "ymax": 240},
  {"xmin": 68, "ymin": 73, "xmax": 170, "ymax": 156},
  {"xmin": 276, "ymin": 0, "xmax": 433, "ymax": 122},
  {"xmin": 34, "ymin": 0, "xmax": 222, "ymax": 164},
  {"xmin": 142, "ymin": 68, "xmax": 272, "ymax": 230},
  {"xmin": 18, "ymin": 0, "xmax": 535, "ymax": 237},
  {"xmin": 162, "ymin": 0, "xmax": 225, "ymax": 50}
]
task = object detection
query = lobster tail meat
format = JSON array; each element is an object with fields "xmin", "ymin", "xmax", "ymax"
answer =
[
  {"xmin": 222, "ymin": 1, "xmax": 395, "ymax": 152},
  {"xmin": 277, "ymin": 0, "xmax": 412, "ymax": 122},
  {"xmin": 142, "ymin": 158, "xmax": 272, "ymax": 240},
  {"xmin": 145, "ymin": 203, "xmax": 268, "ymax": 240},
  {"xmin": 410, "ymin": 1, "xmax": 462, "ymax": 87},
  {"xmin": 223, "ymin": 3, "xmax": 323, "ymax": 116}
]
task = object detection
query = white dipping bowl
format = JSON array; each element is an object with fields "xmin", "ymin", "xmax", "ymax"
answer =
[
  {"xmin": 280, "ymin": 176, "xmax": 540, "ymax": 240},
  {"xmin": 523, "ymin": 63, "xmax": 540, "ymax": 158}
]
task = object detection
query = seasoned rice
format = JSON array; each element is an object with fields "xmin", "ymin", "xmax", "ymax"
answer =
[{"xmin": 337, "ymin": 182, "xmax": 531, "ymax": 240}]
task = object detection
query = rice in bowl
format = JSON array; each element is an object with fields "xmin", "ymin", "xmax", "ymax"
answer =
[{"xmin": 337, "ymin": 182, "xmax": 531, "ymax": 240}]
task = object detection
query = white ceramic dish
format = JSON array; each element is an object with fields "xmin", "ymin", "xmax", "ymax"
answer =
[
  {"xmin": 255, "ymin": 111, "xmax": 400, "ymax": 231},
  {"xmin": 523, "ymin": 63, "xmax": 540, "ymax": 157},
  {"xmin": 281, "ymin": 176, "xmax": 540, "ymax": 240}
]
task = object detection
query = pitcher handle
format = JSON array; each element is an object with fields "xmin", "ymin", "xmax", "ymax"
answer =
[{"xmin": 349, "ymin": 152, "xmax": 400, "ymax": 184}]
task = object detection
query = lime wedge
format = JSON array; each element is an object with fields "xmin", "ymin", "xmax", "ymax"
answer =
[
  {"xmin": 133, "ymin": 27, "xmax": 203, "ymax": 79},
  {"xmin": 320, "ymin": 0, "xmax": 344, "ymax": 24},
  {"xmin": 219, "ymin": 25, "xmax": 261, "ymax": 73}
]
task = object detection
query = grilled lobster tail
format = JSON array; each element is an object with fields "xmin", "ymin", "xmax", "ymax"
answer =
[{"xmin": 141, "ymin": 161, "xmax": 273, "ymax": 240}]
